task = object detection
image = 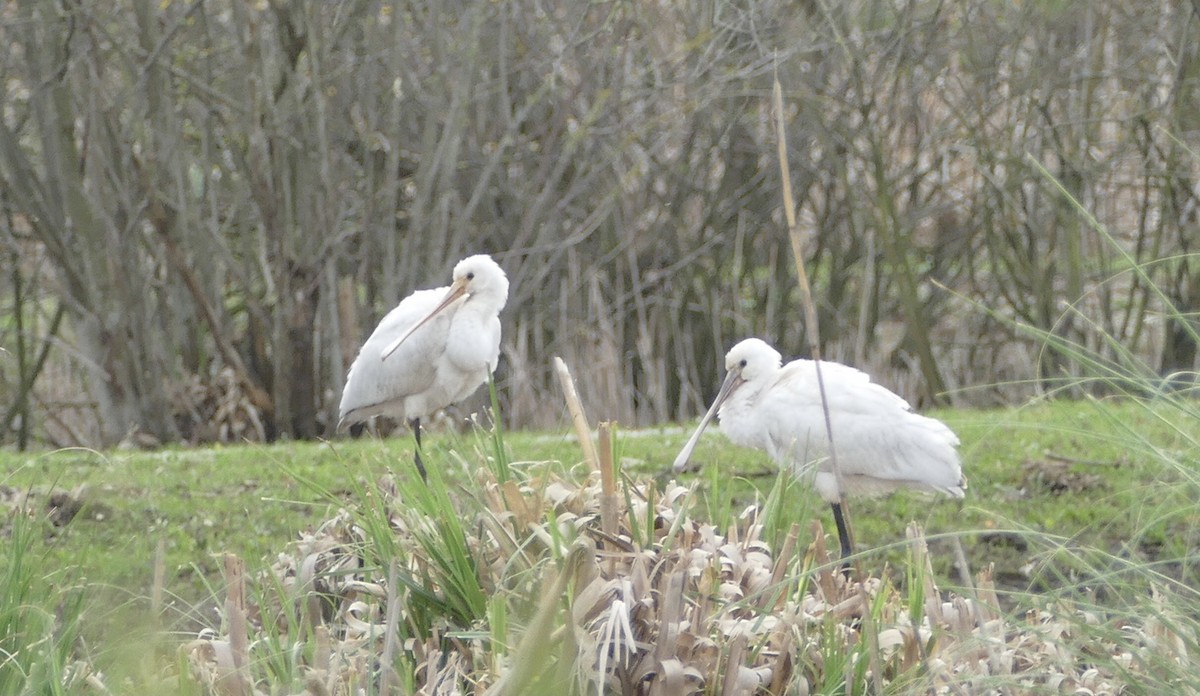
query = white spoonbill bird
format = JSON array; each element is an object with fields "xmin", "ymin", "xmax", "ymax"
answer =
[
  {"xmin": 339, "ymin": 254, "xmax": 509, "ymax": 480},
  {"xmin": 673, "ymin": 338, "xmax": 965, "ymax": 559}
]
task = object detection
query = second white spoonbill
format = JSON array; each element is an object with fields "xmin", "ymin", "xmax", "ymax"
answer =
[
  {"xmin": 673, "ymin": 337, "xmax": 965, "ymax": 558},
  {"xmin": 339, "ymin": 254, "xmax": 509, "ymax": 480}
]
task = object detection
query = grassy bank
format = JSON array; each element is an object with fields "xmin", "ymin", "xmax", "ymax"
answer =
[{"xmin": 2, "ymin": 394, "xmax": 1198, "ymax": 692}]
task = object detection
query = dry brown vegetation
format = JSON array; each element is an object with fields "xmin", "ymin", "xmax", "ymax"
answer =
[
  {"xmin": 179, "ymin": 448, "xmax": 1193, "ymax": 694},
  {"xmin": 2, "ymin": 0, "xmax": 1199, "ymax": 449}
]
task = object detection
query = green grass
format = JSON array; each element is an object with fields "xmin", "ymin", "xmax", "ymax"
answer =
[
  {"xmin": 3, "ymin": 398, "xmax": 1193, "ymax": 609},
  {"xmin": 2, "ymin": 396, "xmax": 1197, "ymax": 692}
]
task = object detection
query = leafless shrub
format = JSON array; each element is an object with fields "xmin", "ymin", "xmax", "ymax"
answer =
[{"xmin": 1, "ymin": 1, "xmax": 1197, "ymax": 447}]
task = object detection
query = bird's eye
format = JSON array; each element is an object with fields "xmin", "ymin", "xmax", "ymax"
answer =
[
  {"xmin": 466, "ymin": 272, "xmax": 475, "ymax": 280},
  {"xmin": 739, "ymin": 359, "xmax": 747, "ymax": 368}
]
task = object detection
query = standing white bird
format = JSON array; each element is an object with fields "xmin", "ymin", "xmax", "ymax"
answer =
[
  {"xmin": 339, "ymin": 254, "xmax": 509, "ymax": 480},
  {"xmin": 673, "ymin": 338, "xmax": 965, "ymax": 559}
]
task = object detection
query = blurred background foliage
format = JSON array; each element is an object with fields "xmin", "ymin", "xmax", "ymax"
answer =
[{"xmin": 1, "ymin": 0, "xmax": 1197, "ymax": 448}]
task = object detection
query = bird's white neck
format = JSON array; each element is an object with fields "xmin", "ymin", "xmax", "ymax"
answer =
[
  {"xmin": 717, "ymin": 373, "xmax": 773, "ymax": 449},
  {"xmin": 445, "ymin": 298, "xmax": 501, "ymax": 371}
]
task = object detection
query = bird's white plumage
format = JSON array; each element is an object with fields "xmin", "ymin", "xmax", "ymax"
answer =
[
  {"xmin": 338, "ymin": 255, "xmax": 508, "ymax": 428},
  {"xmin": 674, "ymin": 338, "xmax": 965, "ymax": 503}
]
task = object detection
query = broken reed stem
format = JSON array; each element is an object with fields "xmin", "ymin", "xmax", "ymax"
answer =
[
  {"xmin": 975, "ymin": 564, "xmax": 1000, "ymax": 621},
  {"xmin": 952, "ymin": 536, "xmax": 974, "ymax": 591},
  {"xmin": 379, "ymin": 559, "xmax": 402, "ymax": 694},
  {"xmin": 598, "ymin": 421, "xmax": 616, "ymax": 501},
  {"xmin": 773, "ymin": 75, "xmax": 859, "ymax": 580},
  {"xmin": 152, "ymin": 538, "xmax": 166, "ymax": 616},
  {"xmin": 765, "ymin": 523, "xmax": 802, "ymax": 611},
  {"xmin": 767, "ymin": 623, "xmax": 794, "ymax": 694},
  {"xmin": 906, "ymin": 522, "xmax": 940, "ymax": 667},
  {"xmin": 553, "ymin": 356, "xmax": 599, "ymax": 472},
  {"xmin": 720, "ymin": 632, "xmax": 749, "ymax": 695},
  {"xmin": 598, "ymin": 422, "xmax": 618, "ymax": 533},
  {"xmin": 975, "ymin": 564, "xmax": 1007, "ymax": 675},
  {"xmin": 856, "ymin": 582, "xmax": 886, "ymax": 695},
  {"xmin": 597, "ymin": 421, "xmax": 620, "ymax": 575},
  {"xmin": 656, "ymin": 569, "xmax": 686, "ymax": 663},
  {"xmin": 314, "ymin": 626, "xmax": 332, "ymax": 679},
  {"xmin": 222, "ymin": 553, "xmax": 251, "ymax": 696},
  {"xmin": 907, "ymin": 523, "xmax": 942, "ymax": 626},
  {"xmin": 809, "ymin": 520, "xmax": 838, "ymax": 602}
]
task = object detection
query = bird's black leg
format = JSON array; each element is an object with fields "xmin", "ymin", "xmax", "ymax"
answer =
[
  {"xmin": 409, "ymin": 417, "xmax": 428, "ymax": 482},
  {"xmin": 831, "ymin": 502, "xmax": 854, "ymax": 572}
]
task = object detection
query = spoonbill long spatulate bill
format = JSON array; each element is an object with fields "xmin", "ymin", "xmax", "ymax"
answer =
[
  {"xmin": 338, "ymin": 254, "xmax": 509, "ymax": 480},
  {"xmin": 673, "ymin": 338, "xmax": 965, "ymax": 558}
]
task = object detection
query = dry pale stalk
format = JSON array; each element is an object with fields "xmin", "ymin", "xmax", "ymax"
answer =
[
  {"xmin": 655, "ymin": 569, "xmax": 686, "ymax": 664},
  {"xmin": 379, "ymin": 559, "xmax": 402, "ymax": 694},
  {"xmin": 598, "ymin": 421, "xmax": 619, "ymax": 539},
  {"xmin": 221, "ymin": 553, "xmax": 251, "ymax": 696},
  {"xmin": 720, "ymin": 632, "xmax": 748, "ymax": 696},
  {"xmin": 952, "ymin": 536, "xmax": 974, "ymax": 590},
  {"xmin": 314, "ymin": 625, "xmax": 331, "ymax": 676},
  {"xmin": 597, "ymin": 421, "xmax": 621, "ymax": 577},
  {"xmin": 767, "ymin": 625, "xmax": 795, "ymax": 695},
  {"xmin": 856, "ymin": 581, "xmax": 885, "ymax": 694},
  {"xmin": 765, "ymin": 523, "xmax": 801, "ymax": 611},
  {"xmin": 772, "ymin": 73, "xmax": 858, "ymax": 581},
  {"xmin": 554, "ymin": 356, "xmax": 599, "ymax": 472},
  {"xmin": 808, "ymin": 521, "xmax": 838, "ymax": 601},
  {"xmin": 152, "ymin": 538, "xmax": 166, "ymax": 615},
  {"xmin": 906, "ymin": 523, "xmax": 942, "ymax": 625}
]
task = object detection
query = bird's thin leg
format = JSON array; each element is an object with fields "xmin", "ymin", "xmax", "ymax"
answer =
[
  {"xmin": 831, "ymin": 502, "xmax": 854, "ymax": 566},
  {"xmin": 409, "ymin": 418, "xmax": 428, "ymax": 482}
]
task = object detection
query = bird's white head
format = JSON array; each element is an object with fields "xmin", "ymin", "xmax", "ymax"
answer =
[
  {"xmin": 724, "ymin": 338, "xmax": 782, "ymax": 385},
  {"xmin": 452, "ymin": 254, "xmax": 509, "ymax": 311}
]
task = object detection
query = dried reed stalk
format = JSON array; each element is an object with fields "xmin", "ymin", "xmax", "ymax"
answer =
[
  {"xmin": 597, "ymin": 420, "xmax": 621, "ymax": 578},
  {"xmin": 379, "ymin": 559, "xmax": 402, "ymax": 693},
  {"xmin": 314, "ymin": 626, "xmax": 331, "ymax": 681},
  {"xmin": 597, "ymin": 421, "xmax": 619, "ymax": 538},
  {"xmin": 808, "ymin": 520, "xmax": 839, "ymax": 601},
  {"xmin": 907, "ymin": 523, "xmax": 943, "ymax": 625},
  {"xmin": 152, "ymin": 538, "xmax": 166, "ymax": 615},
  {"xmin": 554, "ymin": 356, "xmax": 599, "ymax": 472},
  {"xmin": 765, "ymin": 523, "xmax": 801, "ymax": 611},
  {"xmin": 772, "ymin": 73, "xmax": 859, "ymax": 581},
  {"xmin": 221, "ymin": 553, "xmax": 250, "ymax": 696},
  {"xmin": 719, "ymin": 632, "xmax": 748, "ymax": 695},
  {"xmin": 857, "ymin": 581, "xmax": 885, "ymax": 694}
]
